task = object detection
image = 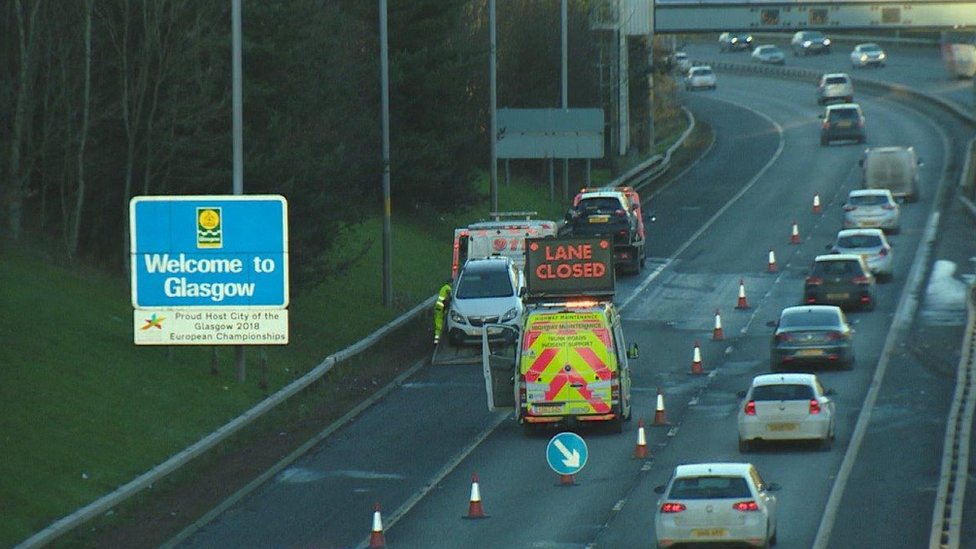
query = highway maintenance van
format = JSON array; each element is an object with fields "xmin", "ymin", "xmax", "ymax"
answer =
[
  {"xmin": 451, "ymin": 212, "xmax": 558, "ymax": 279},
  {"xmin": 481, "ymin": 236, "xmax": 637, "ymax": 433}
]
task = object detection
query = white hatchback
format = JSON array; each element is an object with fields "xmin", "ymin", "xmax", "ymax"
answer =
[
  {"xmin": 654, "ymin": 462, "xmax": 779, "ymax": 548},
  {"xmin": 829, "ymin": 228, "xmax": 894, "ymax": 280},
  {"xmin": 737, "ymin": 373, "xmax": 836, "ymax": 452},
  {"xmin": 446, "ymin": 256, "xmax": 525, "ymax": 346},
  {"xmin": 842, "ymin": 188, "xmax": 900, "ymax": 232},
  {"xmin": 684, "ymin": 66, "xmax": 717, "ymax": 91}
]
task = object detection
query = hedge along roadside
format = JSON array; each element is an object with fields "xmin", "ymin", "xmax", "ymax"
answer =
[{"xmin": 18, "ymin": 106, "xmax": 696, "ymax": 548}]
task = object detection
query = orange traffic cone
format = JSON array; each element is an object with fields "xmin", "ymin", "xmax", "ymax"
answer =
[
  {"xmin": 369, "ymin": 503, "xmax": 386, "ymax": 548},
  {"xmin": 712, "ymin": 308, "xmax": 724, "ymax": 341},
  {"xmin": 653, "ymin": 388, "xmax": 669, "ymax": 426},
  {"xmin": 813, "ymin": 194, "xmax": 822, "ymax": 213},
  {"xmin": 463, "ymin": 473, "xmax": 488, "ymax": 519},
  {"xmin": 736, "ymin": 279, "xmax": 750, "ymax": 309},
  {"xmin": 691, "ymin": 341, "xmax": 704, "ymax": 375},
  {"xmin": 767, "ymin": 249, "xmax": 777, "ymax": 273},
  {"xmin": 790, "ymin": 220, "xmax": 800, "ymax": 244},
  {"xmin": 634, "ymin": 418, "xmax": 650, "ymax": 458}
]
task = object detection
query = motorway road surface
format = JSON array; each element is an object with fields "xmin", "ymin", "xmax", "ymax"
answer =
[{"xmin": 172, "ymin": 40, "xmax": 975, "ymax": 549}]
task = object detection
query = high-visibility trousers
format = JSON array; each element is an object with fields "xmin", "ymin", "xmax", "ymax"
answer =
[{"xmin": 433, "ymin": 302, "xmax": 445, "ymax": 341}]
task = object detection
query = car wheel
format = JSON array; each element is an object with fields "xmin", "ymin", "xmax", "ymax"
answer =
[{"xmin": 739, "ymin": 438, "xmax": 751, "ymax": 453}]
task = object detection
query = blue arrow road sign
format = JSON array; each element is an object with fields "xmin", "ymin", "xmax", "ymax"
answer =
[
  {"xmin": 546, "ymin": 432, "xmax": 588, "ymax": 476},
  {"xmin": 130, "ymin": 195, "xmax": 288, "ymax": 308}
]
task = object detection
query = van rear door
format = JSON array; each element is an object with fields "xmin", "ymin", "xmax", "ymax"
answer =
[{"xmin": 481, "ymin": 324, "xmax": 517, "ymax": 411}]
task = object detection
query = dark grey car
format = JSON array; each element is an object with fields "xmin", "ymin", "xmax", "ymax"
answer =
[
  {"xmin": 803, "ymin": 254, "xmax": 876, "ymax": 310},
  {"xmin": 769, "ymin": 305, "xmax": 855, "ymax": 371},
  {"xmin": 820, "ymin": 103, "xmax": 866, "ymax": 146}
]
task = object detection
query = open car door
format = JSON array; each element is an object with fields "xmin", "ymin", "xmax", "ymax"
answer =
[{"xmin": 481, "ymin": 323, "xmax": 518, "ymax": 411}]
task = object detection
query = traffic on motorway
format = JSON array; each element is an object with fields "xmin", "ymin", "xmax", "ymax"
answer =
[{"xmin": 171, "ymin": 35, "xmax": 975, "ymax": 549}]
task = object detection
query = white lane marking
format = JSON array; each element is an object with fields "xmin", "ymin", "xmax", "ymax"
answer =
[
  {"xmin": 813, "ymin": 92, "xmax": 953, "ymax": 549},
  {"xmin": 619, "ymin": 96, "xmax": 786, "ymax": 313}
]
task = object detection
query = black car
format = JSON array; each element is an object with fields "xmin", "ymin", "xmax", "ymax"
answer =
[
  {"xmin": 791, "ymin": 30, "xmax": 831, "ymax": 56},
  {"xmin": 820, "ymin": 103, "xmax": 866, "ymax": 146},
  {"xmin": 803, "ymin": 254, "xmax": 876, "ymax": 310},
  {"xmin": 719, "ymin": 32, "xmax": 754, "ymax": 52}
]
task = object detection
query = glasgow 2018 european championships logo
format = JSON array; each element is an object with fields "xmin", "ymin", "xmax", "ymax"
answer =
[{"xmin": 197, "ymin": 207, "xmax": 222, "ymax": 248}]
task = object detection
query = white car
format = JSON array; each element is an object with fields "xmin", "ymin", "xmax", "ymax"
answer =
[
  {"xmin": 684, "ymin": 65, "xmax": 717, "ymax": 91},
  {"xmin": 446, "ymin": 256, "xmax": 525, "ymax": 346},
  {"xmin": 673, "ymin": 51, "xmax": 692, "ymax": 73},
  {"xmin": 850, "ymin": 42, "xmax": 887, "ymax": 68},
  {"xmin": 737, "ymin": 373, "xmax": 836, "ymax": 452},
  {"xmin": 654, "ymin": 462, "xmax": 779, "ymax": 548},
  {"xmin": 829, "ymin": 228, "xmax": 894, "ymax": 280},
  {"xmin": 751, "ymin": 44, "xmax": 785, "ymax": 65},
  {"xmin": 842, "ymin": 188, "xmax": 901, "ymax": 232}
]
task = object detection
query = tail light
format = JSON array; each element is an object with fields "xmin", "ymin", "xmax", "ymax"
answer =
[
  {"xmin": 744, "ymin": 400, "xmax": 756, "ymax": 415},
  {"xmin": 806, "ymin": 276, "xmax": 823, "ymax": 286},
  {"xmin": 809, "ymin": 399, "xmax": 822, "ymax": 414},
  {"xmin": 611, "ymin": 378, "xmax": 620, "ymax": 400},
  {"xmin": 775, "ymin": 333, "xmax": 793, "ymax": 343},
  {"xmin": 822, "ymin": 121, "xmax": 830, "ymax": 130},
  {"xmin": 660, "ymin": 502, "xmax": 686, "ymax": 513},
  {"xmin": 858, "ymin": 118, "xmax": 865, "ymax": 128},
  {"xmin": 879, "ymin": 247, "xmax": 889, "ymax": 256},
  {"xmin": 825, "ymin": 331, "xmax": 845, "ymax": 341},
  {"xmin": 733, "ymin": 501, "xmax": 760, "ymax": 512},
  {"xmin": 518, "ymin": 382, "xmax": 527, "ymax": 404},
  {"xmin": 615, "ymin": 209, "xmax": 626, "ymax": 217},
  {"xmin": 853, "ymin": 275, "xmax": 871, "ymax": 285}
]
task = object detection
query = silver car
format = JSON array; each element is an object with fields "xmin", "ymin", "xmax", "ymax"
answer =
[
  {"xmin": 654, "ymin": 462, "xmax": 779, "ymax": 548},
  {"xmin": 842, "ymin": 188, "xmax": 901, "ymax": 232},
  {"xmin": 737, "ymin": 373, "xmax": 836, "ymax": 452},
  {"xmin": 751, "ymin": 44, "xmax": 785, "ymax": 65},
  {"xmin": 817, "ymin": 73, "xmax": 854, "ymax": 105},
  {"xmin": 829, "ymin": 228, "xmax": 894, "ymax": 280},
  {"xmin": 446, "ymin": 256, "xmax": 525, "ymax": 346},
  {"xmin": 850, "ymin": 42, "xmax": 887, "ymax": 68}
]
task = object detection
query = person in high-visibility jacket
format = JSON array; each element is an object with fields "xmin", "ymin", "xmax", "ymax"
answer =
[{"xmin": 433, "ymin": 280, "xmax": 452, "ymax": 345}]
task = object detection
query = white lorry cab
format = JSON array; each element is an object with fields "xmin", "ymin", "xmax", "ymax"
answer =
[
  {"xmin": 451, "ymin": 211, "xmax": 558, "ymax": 279},
  {"xmin": 481, "ymin": 236, "xmax": 638, "ymax": 433}
]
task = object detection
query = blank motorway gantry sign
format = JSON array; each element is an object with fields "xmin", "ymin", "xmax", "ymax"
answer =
[
  {"xmin": 129, "ymin": 195, "xmax": 289, "ymax": 346},
  {"xmin": 496, "ymin": 108, "xmax": 604, "ymax": 160}
]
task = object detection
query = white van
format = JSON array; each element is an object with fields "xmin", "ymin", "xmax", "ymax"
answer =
[{"xmin": 859, "ymin": 146, "xmax": 922, "ymax": 202}]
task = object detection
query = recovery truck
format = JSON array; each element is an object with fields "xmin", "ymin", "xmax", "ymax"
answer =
[
  {"xmin": 451, "ymin": 211, "xmax": 558, "ymax": 280},
  {"xmin": 562, "ymin": 187, "xmax": 647, "ymax": 275},
  {"xmin": 481, "ymin": 236, "xmax": 638, "ymax": 433}
]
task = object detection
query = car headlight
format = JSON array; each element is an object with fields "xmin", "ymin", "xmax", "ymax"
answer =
[
  {"xmin": 878, "ymin": 52, "xmax": 886, "ymax": 59},
  {"xmin": 823, "ymin": 38, "xmax": 831, "ymax": 45},
  {"xmin": 501, "ymin": 307, "xmax": 519, "ymax": 322},
  {"xmin": 803, "ymin": 40, "xmax": 812, "ymax": 47},
  {"xmin": 860, "ymin": 54, "xmax": 868, "ymax": 62},
  {"xmin": 449, "ymin": 309, "xmax": 466, "ymax": 324}
]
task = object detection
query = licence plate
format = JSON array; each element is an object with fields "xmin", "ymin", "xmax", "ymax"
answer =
[
  {"xmin": 827, "ymin": 293, "xmax": 849, "ymax": 300},
  {"xmin": 797, "ymin": 348, "xmax": 824, "ymax": 357},
  {"xmin": 588, "ymin": 215, "xmax": 609, "ymax": 223},
  {"xmin": 861, "ymin": 220, "xmax": 879, "ymax": 227},
  {"xmin": 837, "ymin": 121, "xmax": 852, "ymax": 128},
  {"xmin": 768, "ymin": 422, "xmax": 798, "ymax": 431},
  {"xmin": 692, "ymin": 528, "xmax": 728, "ymax": 538},
  {"xmin": 532, "ymin": 404, "xmax": 562, "ymax": 414}
]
